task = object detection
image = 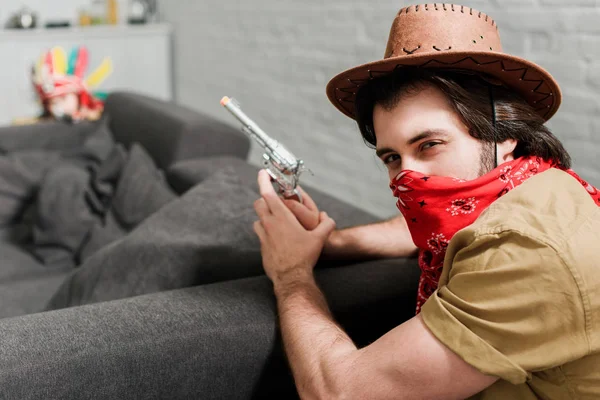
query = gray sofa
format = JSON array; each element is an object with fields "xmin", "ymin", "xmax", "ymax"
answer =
[{"xmin": 0, "ymin": 92, "xmax": 419, "ymax": 399}]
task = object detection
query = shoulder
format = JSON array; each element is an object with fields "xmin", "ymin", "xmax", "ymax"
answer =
[
  {"xmin": 442, "ymin": 168, "xmax": 599, "ymax": 282},
  {"xmin": 456, "ymin": 168, "xmax": 598, "ymax": 253}
]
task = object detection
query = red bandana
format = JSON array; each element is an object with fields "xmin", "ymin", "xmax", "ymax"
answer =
[{"xmin": 389, "ymin": 156, "xmax": 600, "ymax": 314}]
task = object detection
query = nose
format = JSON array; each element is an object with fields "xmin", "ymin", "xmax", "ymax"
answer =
[{"xmin": 388, "ymin": 158, "xmax": 422, "ymax": 181}]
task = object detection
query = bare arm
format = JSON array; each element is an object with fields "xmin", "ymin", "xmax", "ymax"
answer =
[
  {"xmin": 274, "ymin": 273, "xmax": 355, "ymax": 399},
  {"xmin": 275, "ymin": 275, "xmax": 497, "ymax": 400},
  {"xmin": 323, "ymin": 214, "xmax": 418, "ymax": 261}
]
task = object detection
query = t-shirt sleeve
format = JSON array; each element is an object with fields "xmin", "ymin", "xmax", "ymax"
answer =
[{"xmin": 420, "ymin": 228, "xmax": 590, "ymax": 384}]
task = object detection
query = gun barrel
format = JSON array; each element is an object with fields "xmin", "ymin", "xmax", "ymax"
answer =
[
  {"xmin": 220, "ymin": 96, "xmax": 277, "ymax": 150},
  {"xmin": 220, "ymin": 95, "xmax": 307, "ymax": 179}
]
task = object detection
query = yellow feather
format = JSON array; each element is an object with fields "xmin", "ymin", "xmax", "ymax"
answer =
[
  {"xmin": 85, "ymin": 58, "xmax": 113, "ymax": 88},
  {"xmin": 51, "ymin": 47, "xmax": 67, "ymax": 75},
  {"xmin": 35, "ymin": 54, "xmax": 45, "ymax": 81}
]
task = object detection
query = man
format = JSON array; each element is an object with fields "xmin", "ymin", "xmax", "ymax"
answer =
[{"xmin": 253, "ymin": 4, "xmax": 600, "ymax": 399}]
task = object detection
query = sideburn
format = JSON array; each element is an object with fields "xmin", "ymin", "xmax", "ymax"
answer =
[{"xmin": 478, "ymin": 141, "xmax": 497, "ymax": 177}]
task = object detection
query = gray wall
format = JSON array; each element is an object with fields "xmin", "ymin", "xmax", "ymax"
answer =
[{"xmin": 160, "ymin": 0, "xmax": 600, "ymax": 218}]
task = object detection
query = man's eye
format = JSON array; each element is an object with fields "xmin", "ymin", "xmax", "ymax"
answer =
[
  {"xmin": 383, "ymin": 154, "xmax": 400, "ymax": 164},
  {"xmin": 421, "ymin": 142, "xmax": 441, "ymax": 151}
]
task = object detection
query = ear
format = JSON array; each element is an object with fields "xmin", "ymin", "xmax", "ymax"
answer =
[{"xmin": 497, "ymin": 139, "xmax": 518, "ymax": 163}]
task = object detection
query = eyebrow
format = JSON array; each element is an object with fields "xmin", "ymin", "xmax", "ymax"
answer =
[{"xmin": 375, "ymin": 129, "xmax": 449, "ymax": 158}]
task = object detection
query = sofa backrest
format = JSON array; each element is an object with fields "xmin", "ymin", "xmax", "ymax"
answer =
[{"xmin": 104, "ymin": 92, "xmax": 250, "ymax": 170}]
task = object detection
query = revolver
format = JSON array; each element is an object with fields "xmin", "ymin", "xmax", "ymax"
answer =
[{"xmin": 220, "ymin": 96, "xmax": 310, "ymax": 203}]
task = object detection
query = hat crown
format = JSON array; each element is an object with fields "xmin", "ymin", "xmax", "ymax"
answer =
[
  {"xmin": 384, "ymin": 4, "xmax": 502, "ymax": 59},
  {"xmin": 325, "ymin": 3, "xmax": 561, "ymax": 122}
]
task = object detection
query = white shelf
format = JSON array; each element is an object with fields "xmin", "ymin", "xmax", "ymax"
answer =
[{"xmin": 0, "ymin": 23, "xmax": 171, "ymax": 41}]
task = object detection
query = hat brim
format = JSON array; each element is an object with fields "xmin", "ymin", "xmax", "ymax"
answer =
[{"xmin": 326, "ymin": 51, "xmax": 561, "ymax": 121}]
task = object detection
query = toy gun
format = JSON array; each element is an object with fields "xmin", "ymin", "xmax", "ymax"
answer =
[{"xmin": 220, "ymin": 96, "xmax": 310, "ymax": 203}]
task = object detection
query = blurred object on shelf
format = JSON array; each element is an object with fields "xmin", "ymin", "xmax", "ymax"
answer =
[
  {"xmin": 146, "ymin": 0, "xmax": 158, "ymax": 23},
  {"xmin": 107, "ymin": 0, "xmax": 119, "ymax": 25},
  {"xmin": 79, "ymin": 9, "xmax": 93, "ymax": 26},
  {"xmin": 90, "ymin": 0, "xmax": 107, "ymax": 25},
  {"xmin": 45, "ymin": 21, "xmax": 72, "ymax": 29},
  {"xmin": 128, "ymin": 0, "xmax": 157, "ymax": 24},
  {"xmin": 5, "ymin": 7, "xmax": 38, "ymax": 29}
]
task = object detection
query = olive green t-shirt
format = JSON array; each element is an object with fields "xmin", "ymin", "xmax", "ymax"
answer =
[{"xmin": 421, "ymin": 168, "xmax": 600, "ymax": 399}]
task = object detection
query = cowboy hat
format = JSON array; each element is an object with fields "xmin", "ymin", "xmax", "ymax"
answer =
[{"xmin": 326, "ymin": 3, "xmax": 561, "ymax": 121}]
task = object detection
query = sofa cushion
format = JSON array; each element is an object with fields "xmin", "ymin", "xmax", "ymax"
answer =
[
  {"xmin": 111, "ymin": 143, "xmax": 177, "ymax": 229},
  {"xmin": 0, "ymin": 120, "xmax": 117, "ymax": 230},
  {"xmin": 0, "ymin": 241, "xmax": 70, "ymax": 318},
  {"xmin": 77, "ymin": 143, "xmax": 177, "ymax": 262},
  {"xmin": 0, "ymin": 151, "xmax": 61, "ymax": 227},
  {"xmin": 47, "ymin": 167, "xmax": 263, "ymax": 309}
]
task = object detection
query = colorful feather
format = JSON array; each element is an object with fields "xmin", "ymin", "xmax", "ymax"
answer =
[
  {"xmin": 85, "ymin": 58, "xmax": 113, "ymax": 88},
  {"xmin": 34, "ymin": 54, "xmax": 45, "ymax": 82},
  {"xmin": 67, "ymin": 47, "xmax": 79, "ymax": 75},
  {"xmin": 44, "ymin": 50, "xmax": 54, "ymax": 74},
  {"xmin": 73, "ymin": 46, "xmax": 89, "ymax": 78},
  {"xmin": 51, "ymin": 47, "xmax": 67, "ymax": 75}
]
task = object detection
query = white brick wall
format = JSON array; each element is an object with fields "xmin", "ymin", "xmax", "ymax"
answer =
[{"xmin": 160, "ymin": 0, "xmax": 600, "ymax": 218}]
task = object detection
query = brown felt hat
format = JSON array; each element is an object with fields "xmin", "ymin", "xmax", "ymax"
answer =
[{"xmin": 326, "ymin": 3, "xmax": 561, "ymax": 121}]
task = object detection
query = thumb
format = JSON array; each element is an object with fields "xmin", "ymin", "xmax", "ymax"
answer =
[{"xmin": 314, "ymin": 212, "xmax": 336, "ymax": 239}]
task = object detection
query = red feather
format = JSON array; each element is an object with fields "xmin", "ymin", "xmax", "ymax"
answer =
[
  {"xmin": 74, "ymin": 46, "xmax": 89, "ymax": 78},
  {"xmin": 44, "ymin": 51, "xmax": 54, "ymax": 74}
]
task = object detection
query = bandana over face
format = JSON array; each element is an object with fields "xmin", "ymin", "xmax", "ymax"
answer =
[{"xmin": 389, "ymin": 156, "xmax": 600, "ymax": 314}]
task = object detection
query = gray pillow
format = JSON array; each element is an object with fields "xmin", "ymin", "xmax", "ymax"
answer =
[
  {"xmin": 0, "ymin": 151, "xmax": 61, "ymax": 227},
  {"xmin": 46, "ymin": 167, "xmax": 263, "ymax": 310},
  {"xmin": 31, "ymin": 138, "xmax": 126, "ymax": 268},
  {"xmin": 32, "ymin": 163, "xmax": 97, "ymax": 268},
  {"xmin": 77, "ymin": 210, "xmax": 128, "ymax": 263},
  {"xmin": 111, "ymin": 143, "xmax": 177, "ymax": 229},
  {"xmin": 77, "ymin": 143, "xmax": 177, "ymax": 262},
  {"xmin": 73, "ymin": 117, "xmax": 116, "ymax": 163}
]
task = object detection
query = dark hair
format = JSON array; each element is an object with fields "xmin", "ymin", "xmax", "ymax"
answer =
[{"xmin": 354, "ymin": 67, "xmax": 571, "ymax": 168}]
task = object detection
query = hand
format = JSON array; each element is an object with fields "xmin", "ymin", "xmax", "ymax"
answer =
[
  {"xmin": 283, "ymin": 186, "xmax": 320, "ymax": 230},
  {"xmin": 253, "ymin": 170, "xmax": 336, "ymax": 287},
  {"xmin": 283, "ymin": 184, "xmax": 341, "ymax": 257}
]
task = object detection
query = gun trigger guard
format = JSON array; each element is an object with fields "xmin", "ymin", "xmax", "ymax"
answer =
[{"xmin": 286, "ymin": 190, "xmax": 303, "ymax": 204}]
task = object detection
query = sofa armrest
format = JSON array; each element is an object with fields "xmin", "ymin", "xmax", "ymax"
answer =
[
  {"xmin": 0, "ymin": 258, "xmax": 418, "ymax": 400},
  {"xmin": 104, "ymin": 92, "xmax": 251, "ymax": 170}
]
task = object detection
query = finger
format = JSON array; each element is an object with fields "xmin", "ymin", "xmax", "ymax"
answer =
[
  {"xmin": 253, "ymin": 220, "xmax": 267, "ymax": 241},
  {"xmin": 257, "ymin": 169, "xmax": 276, "ymax": 198},
  {"xmin": 284, "ymin": 199, "xmax": 318, "ymax": 228},
  {"xmin": 314, "ymin": 212, "xmax": 336, "ymax": 239},
  {"xmin": 296, "ymin": 185, "xmax": 318, "ymax": 212},
  {"xmin": 257, "ymin": 169, "xmax": 291, "ymax": 217},
  {"xmin": 253, "ymin": 198, "xmax": 271, "ymax": 219},
  {"xmin": 283, "ymin": 198, "xmax": 308, "ymax": 216}
]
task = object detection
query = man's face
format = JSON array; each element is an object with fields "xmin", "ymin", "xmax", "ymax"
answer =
[{"xmin": 373, "ymin": 84, "xmax": 500, "ymax": 181}]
